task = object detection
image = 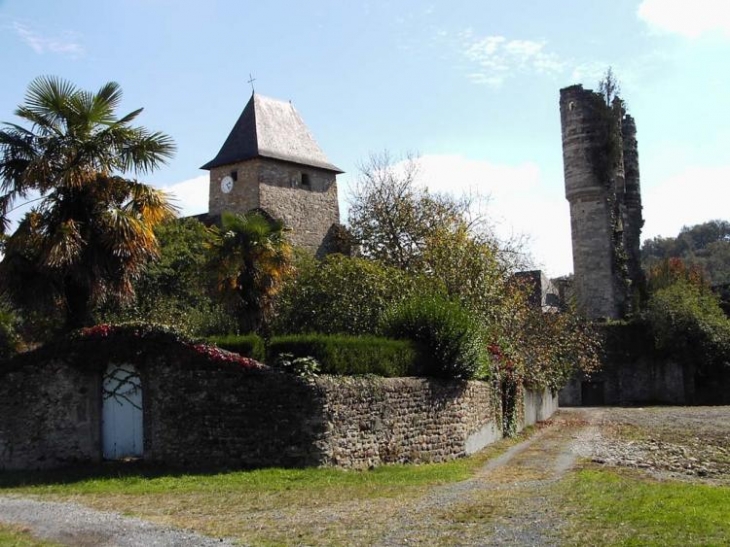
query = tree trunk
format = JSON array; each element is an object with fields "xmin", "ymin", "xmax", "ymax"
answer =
[{"xmin": 64, "ymin": 277, "xmax": 94, "ymax": 330}]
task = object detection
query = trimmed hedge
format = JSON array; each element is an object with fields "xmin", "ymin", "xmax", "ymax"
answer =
[
  {"xmin": 267, "ymin": 334, "xmax": 418, "ymax": 377},
  {"xmin": 208, "ymin": 334, "xmax": 266, "ymax": 362},
  {"xmin": 381, "ymin": 294, "xmax": 489, "ymax": 380}
]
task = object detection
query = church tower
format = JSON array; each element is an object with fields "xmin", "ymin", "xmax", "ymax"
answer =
[{"xmin": 201, "ymin": 94, "xmax": 343, "ymax": 255}]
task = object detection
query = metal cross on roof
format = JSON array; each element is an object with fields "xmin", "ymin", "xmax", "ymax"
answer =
[{"xmin": 248, "ymin": 74, "xmax": 256, "ymax": 93}]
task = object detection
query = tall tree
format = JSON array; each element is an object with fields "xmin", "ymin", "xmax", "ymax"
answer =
[
  {"xmin": 0, "ymin": 76, "xmax": 176, "ymax": 330},
  {"xmin": 208, "ymin": 211, "xmax": 294, "ymax": 334}
]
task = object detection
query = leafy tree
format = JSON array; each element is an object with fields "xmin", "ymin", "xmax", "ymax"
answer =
[
  {"xmin": 99, "ymin": 217, "xmax": 235, "ymax": 336},
  {"xmin": 0, "ymin": 76, "xmax": 176, "ymax": 330},
  {"xmin": 598, "ymin": 67, "xmax": 621, "ymax": 106},
  {"xmin": 208, "ymin": 211, "xmax": 294, "ymax": 334},
  {"xmin": 641, "ymin": 257, "xmax": 730, "ymax": 373},
  {"xmin": 346, "ymin": 151, "xmax": 601, "ymax": 391},
  {"xmin": 348, "ymin": 152, "xmax": 479, "ymax": 271},
  {"xmin": 642, "ymin": 220, "xmax": 730, "ymax": 286},
  {"xmin": 273, "ymin": 253, "xmax": 423, "ymax": 336},
  {"xmin": 348, "ymin": 152, "xmax": 528, "ymax": 318},
  {"xmin": 645, "ymin": 280, "xmax": 730, "ymax": 373}
]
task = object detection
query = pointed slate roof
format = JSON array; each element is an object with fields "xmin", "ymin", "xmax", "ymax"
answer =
[{"xmin": 201, "ymin": 94, "xmax": 343, "ymax": 173}]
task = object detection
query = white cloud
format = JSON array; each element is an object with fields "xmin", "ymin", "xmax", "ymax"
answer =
[
  {"xmin": 13, "ymin": 22, "xmax": 84, "ymax": 57},
  {"xmin": 638, "ymin": 0, "xmax": 730, "ymax": 39},
  {"xmin": 373, "ymin": 154, "xmax": 573, "ymax": 276},
  {"xmin": 459, "ymin": 32, "xmax": 565, "ymax": 87},
  {"xmin": 160, "ymin": 175, "xmax": 208, "ymax": 217},
  {"xmin": 643, "ymin": 165, "xmax": 730, "ymax": 240}
]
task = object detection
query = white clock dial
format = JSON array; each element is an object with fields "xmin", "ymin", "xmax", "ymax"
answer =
[{"xmin": 220, "ymin": 175, "xmax": 234, "ymax": 194}]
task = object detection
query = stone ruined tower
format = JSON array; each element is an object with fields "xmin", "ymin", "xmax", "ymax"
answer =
[
  {"xmin": 201, "ymin": 93, "xmax": 343, "ymax": 256},
  {"xmin": 621, "ymin": 114, "xmax": 645, "ymax": 293},
  {"xmin": 559, "ymin": 85, "xmax": 644, "ymax": 320}
]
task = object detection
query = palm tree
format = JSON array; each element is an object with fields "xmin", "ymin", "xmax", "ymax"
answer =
[
  {"xmin": 208, "ymin": 211, "xmax": 294, "ymax": 333},
  {"xmin": 0, "ymin": 76, "xmax": 176, "ymax": 330}
]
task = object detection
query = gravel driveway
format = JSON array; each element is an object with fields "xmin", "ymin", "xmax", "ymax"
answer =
[{"xmin": 0, "ymin": 495, "xmax": 237, "ymax": 546}]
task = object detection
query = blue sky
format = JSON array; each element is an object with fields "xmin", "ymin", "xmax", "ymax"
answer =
[{"xmin": 1, "ymin": 0, "xmax": 729, "ymax": 275}]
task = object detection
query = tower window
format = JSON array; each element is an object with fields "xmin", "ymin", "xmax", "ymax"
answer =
[
  {"xmin": 230, "ymin": 170, "xmax": 238, "ymax": 181},
  {"xmin": 301, "ymin": 173, "xmax": 311, "ymax": 187}
]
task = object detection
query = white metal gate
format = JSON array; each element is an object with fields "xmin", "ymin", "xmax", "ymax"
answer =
[{"xmin": 102, "ymin": 363, "xmax": 143, "ymax": 460}]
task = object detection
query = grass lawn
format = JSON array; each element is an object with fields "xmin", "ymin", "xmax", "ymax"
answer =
[
  {"xmin": 0, "ymin": 524, "xmax": 61, "ymax": 547},
  {"xmin": 0, "ymin": 433, "xmax": 528, "ymax": 546},
  {"xmin": 557, "ymin": 466, "xmax": 730, "ymax": 547}
]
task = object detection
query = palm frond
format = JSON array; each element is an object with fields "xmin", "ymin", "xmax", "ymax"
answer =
[
  {"xmin": 22, "ymin": 76, "xmax": 77, "ymax": 129},
  {"xmin": 115, "ymin": 107, "xmax": 144, "ymax": 126}
]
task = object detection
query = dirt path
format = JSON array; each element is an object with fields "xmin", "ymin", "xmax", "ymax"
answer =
[
  {"xmin": 0, "ymin": 495, "xmax": 237, "ymax": 547},
  {"xmin": 374, "ymin": 410, "xmax": 599, "ymax": 546}
]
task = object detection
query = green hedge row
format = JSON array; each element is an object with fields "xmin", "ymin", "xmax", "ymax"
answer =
[
  {"xmin": 267, "ymin": 335, "xmax": 419, "ymax": 377},
  {"xmin": 207, "ymin": 334, "xmax": 266, "ymax": 362},
  {"xmin": 208, "ymin": 333, "xmax": 419, "ymax": 377}
]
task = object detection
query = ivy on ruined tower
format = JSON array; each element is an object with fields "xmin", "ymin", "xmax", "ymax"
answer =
[{"xmin": 559, "ymin": 84, "xmax": 644, "ymax": 320}]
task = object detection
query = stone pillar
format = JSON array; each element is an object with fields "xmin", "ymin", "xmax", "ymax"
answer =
[{"xmin": 560, "ymin": 85, "xmax": 622, "ymax": 320}]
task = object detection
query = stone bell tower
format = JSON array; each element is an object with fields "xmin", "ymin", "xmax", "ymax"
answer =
[
  {"xmin": 559, "ymin": 84, "xmax": 644, "ymax": 320},
  {"xmin": 201, "ymin": 93, "xmax": 343, "ymax": 256}
]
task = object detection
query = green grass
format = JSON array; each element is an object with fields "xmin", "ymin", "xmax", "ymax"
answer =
[
  {"xmin": 1, "ymin": 457, "xmax": 484, "ymax": 497},
  {"xmin": 0, "ymin": 432, "xmax": 531, "ymax": 546},
  {"xmin": 0, "ymin": 525, "xmax": 61, "ymax": 547},
  {"xmin": 558, "ymin": 467, "xmax": 730, "ymax": 546}
]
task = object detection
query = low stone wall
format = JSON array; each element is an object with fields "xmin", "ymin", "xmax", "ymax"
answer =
[
  {"xmin": 315, "ymin": 377, "xmax": 501, "ymax": 468},
  {"xmin": 0, "ymin": 335, "xmax": 502, "ymax": 471},
  {"xmin": 0, "ymin": 360, "xmax": 101, "ymax": 470},
  {"xmin": 522, "ymin": 387, "xmax": 559, "ymax": 427},
  {"xmin": 560, "ymin": 358, "xmax": 687, "ymax": 406},
  {"xmin": 560, "ymin": 359, "xmax": 730, "ymax": 407},
  {"xmin": 562, "ymin": 321, "xmax": 730, "ymax": 407}
]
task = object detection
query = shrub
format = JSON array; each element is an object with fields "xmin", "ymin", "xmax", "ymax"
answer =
[
  {"xmin": 381, "ymin": 294, "xmax": 489, "ymax": 380},
  {"xmin": 208, "ymin": 334, "xmax": 266, "ymax": 362},
  {"xmin": 0, "ymin": 303, "xmax": 20, "ymax": 362},
  {"xmin": 267, "ymin": 334, "xmax": 418, "ymax": 377},
  {"xmin": 273, "ymin": 353, "xmax": 321, "ymax": 377},
  {"xmin": 272, "ymin": 254, "xmax": 421, "ymax": 336},
  {"xmin": 644, "ymin": 280, "xmax": 730, "ymax": 372}
]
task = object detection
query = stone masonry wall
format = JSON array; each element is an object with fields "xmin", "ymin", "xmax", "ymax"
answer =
[
  {"xmin": 208, "ymin": 157, "xmax": 340, "ymax": 255},
  {"xmin": 208, "ymin": 160, "xmax": 261, "ymax": 216},
  {"xmin": 144, "ymin": 363, "xmax": 326, "ymax": 468},
  {"xmin": 621, "ymin": 114, "xmax": 644, "ymax": 291},
  {"xmin": 0, "ymin": 360, "xmax": 101, "ymax": 470},
  {"xmin": 315, "ymin": 377, "xmax": 501, "ymax": 469},
  {"xmin": 0, "ymin": 338, "xmax": 505, "ymax": 471},
  {"xmin": 559, "ymin": 359, "xmax": 688, "ymax": 407}
]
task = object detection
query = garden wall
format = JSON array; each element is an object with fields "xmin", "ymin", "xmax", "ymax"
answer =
[
  {"xmin": 0, "ymin": 359, "xmax": 101, "ymax": 470},
  {"xmin": 522, "ymin": 387, "xmax": 559, "ymax": 429},
  {"xmin": 560, "ymin": 321, "xmax": 730, "ymax": 407},
  {"xmin": 0, "ymin": 333, "xmax": 509, "ymax": 471},
  {"xmin": 560, "ymin": 359, "xmax": 730, "ymax": 407},
  {"xmin": 314, "ymin": 377, "xmax": 501, "ymax": 468},
  {"xmin": 559, "ymin": 358, "xmax": 687, "ymax": 406}
]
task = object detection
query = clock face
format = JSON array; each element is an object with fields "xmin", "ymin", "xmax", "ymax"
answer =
[{"xmin": 220, "ymin": 175, "xmax": 234, "ymax": 194}]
